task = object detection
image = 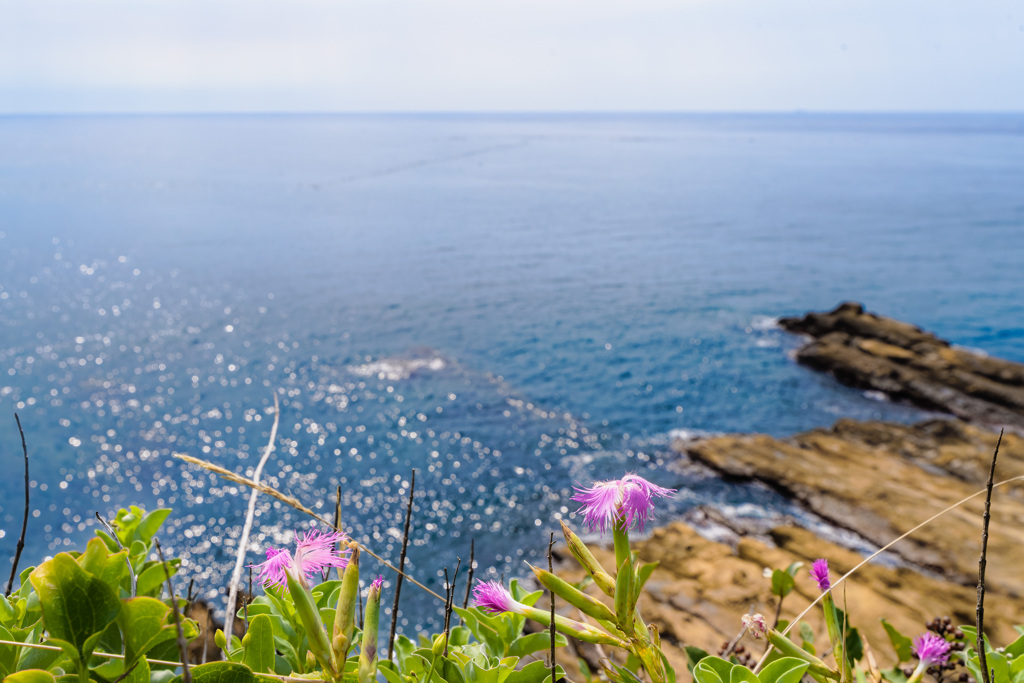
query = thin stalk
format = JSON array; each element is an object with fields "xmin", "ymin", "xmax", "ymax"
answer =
[
  {"xmin": 5, "ymin": 413, "xmax": 29, "ymax": 597},
  {"xmin": 462, "ymin": 538, "xmax": 475, "ymax": 610},
  {"xmin": 388, "ymin": 468, "xmax": 416, "ymax": 659},
  {"xmin": 753, "ymin": 472, "xmax": 1024, "ymax": 674},
  {"xmin": 95, "ymin": 512, "xmax": 137, "ymax": 598},
  {"xmin": 548, "ymin": 532, "xmax": 557, "ymax": 683},
  {"xmin": 444, "ymin": 557, "xmax": 461, "ymax": 656},
  {"xmin": 225, "ymin": 392, "xmax": 280, "ymax": 647},
  {"xmin": 154, "ymin": 539, "xmax": 192, "ymax": 683},
  {"xmin": 976, "ymin": 429, "xmax": 1002, "ymax": 683}
]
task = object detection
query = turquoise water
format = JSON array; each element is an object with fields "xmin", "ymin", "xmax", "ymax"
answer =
[{"xmin": 1, "ymin": 113, "xmax": 1023, "ymax": 628}]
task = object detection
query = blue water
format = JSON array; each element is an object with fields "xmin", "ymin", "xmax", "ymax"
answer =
[{"xmin": 2, "ymin": 113, "xmax": 1024, "ymax": 630}]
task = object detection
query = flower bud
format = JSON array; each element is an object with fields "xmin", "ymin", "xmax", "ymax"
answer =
[
  {"xmin": 527, "ymin": 563, "xmax": 616, "ymax": 624},
  {"xmin": 560, "ymin": 520, "xmax": 616, "ymax": 596}
]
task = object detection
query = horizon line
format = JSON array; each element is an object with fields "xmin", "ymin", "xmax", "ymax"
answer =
[{"xmin": 2, "ymin": 109, "xmax": 1024, "ymax": 118}]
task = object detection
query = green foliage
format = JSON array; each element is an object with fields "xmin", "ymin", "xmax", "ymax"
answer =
[
  {"xmin": 693, "ymin": 656, "xmax": 811, "ymax": 683},
  {"xmin": 956, "ymin": 626, "xmax": 1024, "ymax": 683},
  {"xmin": 1, "ymin": 504, "xmax": 197, "ymax": 683}
]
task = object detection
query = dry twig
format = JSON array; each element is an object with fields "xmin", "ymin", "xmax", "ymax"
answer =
[
  {"xmin": 5, "ymin": 413, "xmax": 30, "ymax": 597},
  {"xmin": 976, "ymin": 429, "xmax": 1002, "ymax": 683},
  {"xmin": 225, "ymin": 393, "xmax": 280, "ymax": 646}
]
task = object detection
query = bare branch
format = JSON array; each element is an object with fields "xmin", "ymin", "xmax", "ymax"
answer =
[
  {"xmin": 5, "ymin": 413, "xmax": 30, "ymax": 597},
  {"xmin": 225, "ymin": 392, "xmax": 280, "ymax": 650},
  {"xmin": 977, "ymin": 429, "xmax": 1002, "ymax": 683}
]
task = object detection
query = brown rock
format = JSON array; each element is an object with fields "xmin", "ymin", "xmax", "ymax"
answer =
[
  {"xmin": 678, "ymin": 419, "xmax": 1024, "ymax": 596},
  {"xmin": 778, "ymin": 303, "xmax": 1024, "ymax": 429}
]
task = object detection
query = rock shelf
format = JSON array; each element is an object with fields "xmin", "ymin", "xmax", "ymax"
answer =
[{"xmin": 779, "ymin": 302, "xmax": 1024, "ymax": 429}]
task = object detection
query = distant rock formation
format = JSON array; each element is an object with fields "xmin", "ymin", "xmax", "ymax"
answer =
[{"xmin": 779, "ymin": 302, "xmax": 1024, "ymax": 430}]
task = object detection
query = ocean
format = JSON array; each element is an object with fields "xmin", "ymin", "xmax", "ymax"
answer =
[{"xmin": 1, "ymin": 113, "xmax": 1023, "ymax": 630}]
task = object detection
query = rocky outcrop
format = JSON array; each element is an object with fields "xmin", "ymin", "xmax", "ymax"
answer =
[
  {"xmin": 546, "ymin": 520, "xmax": 1024, "ymax": 680},
  {"xmin": 676, "ymin": 419, "xmax": 1024, "ymax": 596},
  {"xmin": 779, "ymin": 302, "xmax": 1024, "ymax": 429}
]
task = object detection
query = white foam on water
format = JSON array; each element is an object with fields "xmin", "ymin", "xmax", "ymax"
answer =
[
  {"xmin": 750, "ymin": 315, "xmax": 781, "ymax": 331},
  {"xmin": 348, "ymin": 355, "xmax": 446, "ymax": 381}
]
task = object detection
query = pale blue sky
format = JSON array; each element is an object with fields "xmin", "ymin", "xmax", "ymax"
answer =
[{"xmin": 1, "ymin": 0, "xmax": 1023, "ymax": 113}]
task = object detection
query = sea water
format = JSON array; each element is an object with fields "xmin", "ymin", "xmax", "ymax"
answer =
[{"xmin": 1, "ymin": 113, "xmax": 1023, "ymax": 630}]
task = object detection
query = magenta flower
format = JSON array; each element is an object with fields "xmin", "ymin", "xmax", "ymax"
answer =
[
  {"xmin": 912, "ymin": 632, "xmax": 951, "ymax": 667},
  {"xmin": 251, "ymin": 529, "xmax": 349, "ymax": 588},
  {"xmin": 472, "ymin": 580, "xmax": 519, "ymax": 615},
  {"xmin": 572, "ymin": 473, "xmax": 675, "ymax": 535},
  {"xmin": 371, "ymin": 575, "xmax": 384, "ymax": 592},
  {"xmin": 810, "ymin": 558, "xmax": 831, "ymax": 592}
]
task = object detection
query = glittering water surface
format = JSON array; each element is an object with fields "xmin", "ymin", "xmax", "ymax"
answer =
[{"xmin": 2, "ymin": 114, "xmax": 1024, "ymax": 630}]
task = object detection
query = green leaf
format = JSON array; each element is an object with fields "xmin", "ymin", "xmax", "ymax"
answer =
[
  {"xmin": 137, "ymin": 509, "xmax": 172, "ymax": 543},
  {"xmin": 29, "ymin": 553, "xmax": 122, "ymax": 664},
  {"xmin": 242, "ymin": 614, "xmax": 276, "ymax": 674},
  {"xmin": 880, "ymin": 620, "xmax": 912, "ymax": 663},
  {"xmin": 844, "ymin": 627, "xmax": 864, "ymax": 664},
  {"xmin": 77, "ymin": 537, "xmax": 128, "ymax": 589},
  {"xmin": 731, "ymin": 665, "xmax": 759, "ymax": 683},
  {"xmin": 635, "ymin": 562, "xmax": 659, "ymax": 594},
  {"xmin": 785, "ymin": 562, "xmax": 804, "ymax": 577},
  {"xmin": 0, "ymin": 624, "xmax": 17, "ymax": 678},
  {"xmin": 118, "ymin": 596, "xmax": 179, "ymax": 667},
  {"xmin": 758, "ymin": 658, "xmax": 811, "ymax": 683},
  {"xmin": 988, "ymin": 651, "xmax": 1011, "ymax": 683},
  {"xmin": 685, "ymin": 646, "xmax": 710, "ymax": 673},
  {"xmin": 136, "ymin": 559, "xmax": 180, "ymax": 597},
  {"xmin": 771, "ymin": 570, "xmax": 795, "ymax": 599},
  {"xmin": 380, "ymin": 660, "xmax": 410, "ymax": 683},
  {"xmin": 1005, "ymin": 634, "xmax": 1024, "ymax": 659},
  {"xmin": 504, "ymin": 660, "xmax": 563, "ymax": 683},
  {"xmin": 170, "ymin": 662, "xmax": 258, "ymax": 683},
  {"xmin": 881, "ymin": 668, "xmax": 908, "ymax": 683},
  {"xmin": 799, "ymin": 622, "xmax": 815, "ymax": 653},
  {"xmin": 5, "ymin": 670, "xmax": 58, "ymax": 683},
  {"xmin": 506, "ymin": 632, "xmax": 567, "ymax": 658},
  {"xmin": 694, "ymin": 656, "xmax": 734, "ymax": 683},
  {"xmin": 119, "ymin": 656, "xmax": 152, "ymax": 683}
]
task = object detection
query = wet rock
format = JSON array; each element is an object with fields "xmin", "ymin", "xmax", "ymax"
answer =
[{"xmin": 779, "ymin": 302, "xmax": 1024, "ymax": 429}]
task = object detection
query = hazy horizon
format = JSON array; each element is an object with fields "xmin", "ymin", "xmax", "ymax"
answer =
[{"xmin": 2, "ymin": 0, "xmax": 1022, "ymax": 115}]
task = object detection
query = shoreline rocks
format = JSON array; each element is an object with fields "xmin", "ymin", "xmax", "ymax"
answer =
[
  {"xmin": 779, "ymin": 302, "xmax": 1024, "ymax": 430},
  {"xmin": 674, "ymin": 418, "xmax": 1024, "ymax": 596}
]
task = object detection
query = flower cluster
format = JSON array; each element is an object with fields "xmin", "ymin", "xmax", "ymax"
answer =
[
  {"xmin": 571, "ymin": 473, "xmax": 675, "ymax": 535},
  {"xmin": 252, "ymin": 529, "xmax": 349, "ymax": 588}
]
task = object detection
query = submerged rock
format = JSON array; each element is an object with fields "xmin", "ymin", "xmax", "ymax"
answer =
[{"xmin": 779, "ymin": 302, "xmax": 1024, "ymax": 429}]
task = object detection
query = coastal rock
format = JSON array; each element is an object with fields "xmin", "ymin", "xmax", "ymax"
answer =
[
  {"xmin": 544, "ymin": 520, "xmax": 1024, "ymax": 679},
  {"xmin": 676, "ymin": 419, "xmax": 1024, "ymax": 596},
  {"xmin": 778, "ymin": 302, "xmax": 1024, "ymax": 429}
]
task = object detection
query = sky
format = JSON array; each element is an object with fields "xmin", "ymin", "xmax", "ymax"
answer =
[{"xmin": 1, "ymin": 0, "xmax": 1023, "ymax": 114}]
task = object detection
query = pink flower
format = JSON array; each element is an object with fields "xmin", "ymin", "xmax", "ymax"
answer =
[
  {"xmin": 371, "ymin": 575, "xmax": 384, "ymax": 592},
  {"xmin": 810, "ymin": 558, "xmax": 831, "ymax": 592},
  {"xmin": 251, "ymin": 529, "xmax": 349, "ymax": 588},
  {"xmin": 572, "ymin": 473, "xmax": 675, "ymax": 535},
  {"xmin": 912, "ymin": 632, "xmax": 951, "ymax": 667},
  {"xmin": 472, "ymin": 580, "xmax": 520, "ymax": 615},
  {"xmin": 742, "ymin": 613, "xmax": 768, "ymax": 639}
]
